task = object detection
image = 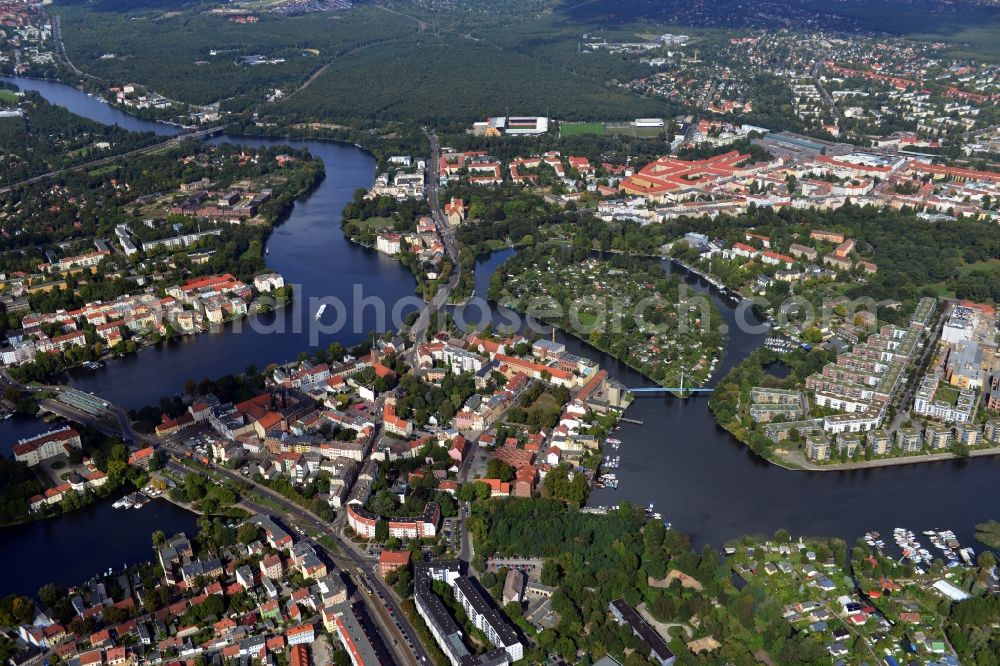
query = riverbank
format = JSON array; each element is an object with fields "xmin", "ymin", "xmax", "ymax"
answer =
[
  {"xmin": 0, "ymin": 488, "xmax": 198, "ymax": 597},
  {"xmin": 782, "ymin": 445, "xmax": 1000, "ymax": 471}
]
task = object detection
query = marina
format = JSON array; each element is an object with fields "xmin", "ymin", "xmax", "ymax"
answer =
[
  {"xmin": 763, "ymin": 335, "xmax": 799, "ymax": 353},
  {"xmin": 863, "ymin": 527, "xmax": 977, "ymax": 571},
  {"xmin": 111, "ymin": 489, "xmax": 159, "ymax": 510}
]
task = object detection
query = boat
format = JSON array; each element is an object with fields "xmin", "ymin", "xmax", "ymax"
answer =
[
  {"xmin": 112, "ymin": 497, "xmax": 130, "ymax": 509},
  {"xmin": 315, "ymin": 304, "xmax": 327, "ymax": 320}
]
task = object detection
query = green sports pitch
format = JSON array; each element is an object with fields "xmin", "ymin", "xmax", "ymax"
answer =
[{"xmin": 559, "ymin": 122, "xmax": 606, "ymax": 136}]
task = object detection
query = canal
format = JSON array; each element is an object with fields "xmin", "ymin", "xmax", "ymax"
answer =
[{"xmin": 3, "ymin": 77, "xmax": 1000, "ymax": 591}]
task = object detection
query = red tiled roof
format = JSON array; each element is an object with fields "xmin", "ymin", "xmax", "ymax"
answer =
[{"xmin": 379, "ymin": 550, "xmax": 411, "ymax": 566}]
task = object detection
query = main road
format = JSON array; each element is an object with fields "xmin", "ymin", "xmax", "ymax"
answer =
[
  {"xmin": 812, "ymin": 55, "xmax": 838, "ymax": 116},
  {"xmin": 406, "ymin": 129, "xmax": 460, "ymax": 353}
]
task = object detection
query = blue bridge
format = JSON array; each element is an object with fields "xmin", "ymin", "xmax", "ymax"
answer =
[{"xmin": 628, "ymin": 387, "xmax": 714, "ymax": 393}]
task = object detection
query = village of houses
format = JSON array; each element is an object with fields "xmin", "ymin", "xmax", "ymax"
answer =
[
  {"xmin": 0, "ymin": 147, "xmax": 306, "ymax": 369},
  {"xmin": 729, "ymin": 528, "xmax": 979, "ymax": 665},
  {"xmin": 151, "ymin": 325, "xmax": 627, "ymax": 512},
  {"xmin": 6, "ymin": 320, "xmax": 631, "ymax": 666},
  {"xmin": 0, "ymin": 268, "xmax": 285, "ymax": 367},
  {"xmin": 14, "ymin": 510, "xmax": 387, "ymax": 666}
]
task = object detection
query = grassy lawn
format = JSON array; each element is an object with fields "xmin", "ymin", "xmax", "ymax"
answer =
[
  {"xmin": 0, "ymin": 90, "xmax": 20, "ymax": 104},
  {"xmin": 354, "ymin": 216, "xmax": 396, "ymax": 229},
  {"xmin": 559, "ymin": 121, "xmax": 605, "ymax": 136},
  {"xmin": 603, "ymin": 122, "xmax": 665, "ymax": 138},
  {"xmin": 483, "ymin": 239, "xmax": 509, "ymax": 251},
  {"xmin": 88, "ymin": 165, "xmax": 118, "ymax": 178},
  {"xmin": 935, "ymin": 384, "xmax": 961, "ymax": 406},
  {"xmin": 928, "ymin": 259, "xmax": 1000, "ymax": 298},
  {"xmin": 528, "ymin": 391, "xmax": 562, "ymax": 412},
  {"xmin": 957, "ymin": 258, "xmax": 1000, "ymax": 277},
  {"xmin": 926, "ymin": 282, "xmax": 954, "ymax": 298}
]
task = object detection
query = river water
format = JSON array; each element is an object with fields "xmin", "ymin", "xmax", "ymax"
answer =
[{"xmin": 3, "ymin": 77, "xmax": 1000, "ymax": 594}]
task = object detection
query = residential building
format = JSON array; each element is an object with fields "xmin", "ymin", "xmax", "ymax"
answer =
[
  {"xmin": 925, "ymin": 423, "xmax": 951, "ymax": 450},
  {"xmin": 805, "ymin": 435, "xmax": 830, "ymax": 462},
  {"xmin": 378, "ymin": 550, "xmax": 411, "ymax": 579},
  {"xmin": 376, "ymin": 233, "xmax": 401, "ymax": 255},
  {"xmin": 13, "ymin": 427, "xmax": 81, "ymax": 466},
  {"xmin": 866, "ymin": 430, "xmax": 892, "ymax": 456},
  {"xmin": 609, "ymin": 599, "xmax": 676, "ymax": 666},
  {"xmin": 985, "ymin": 419, "xmax": 1000, "ymax": 445},
  {"xmin": 286, "ymin": 624, "xmax": 314, "ymax": 646},
  {"xmin": 896, "ymin": 427, "xmax": 923, "ymax": 453},
  {"xmin": 955, "ymin": 423, "xmax": 982, "ymax": 447}
]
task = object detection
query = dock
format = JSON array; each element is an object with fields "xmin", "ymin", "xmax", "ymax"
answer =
[{"xmin": 620, "ymin": 417, "xmax": 644, "ymax": 425}]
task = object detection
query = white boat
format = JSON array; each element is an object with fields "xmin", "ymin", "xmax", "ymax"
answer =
[{"xmin": 315, "ymin": 304, "xmax": 327, "ymax": 320}]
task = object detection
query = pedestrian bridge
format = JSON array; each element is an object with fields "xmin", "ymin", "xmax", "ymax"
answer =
[{"xmin": 627, "ymin": 387, "xmax": 714, "ymax": 393}]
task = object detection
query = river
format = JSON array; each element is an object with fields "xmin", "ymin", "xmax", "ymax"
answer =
[
  {"xmin": 4, "ymin": 76, "xmax": 1000, "ymax": 587},
  {"xmin": 2, "ymin": 76, "xmax": 419, "ymax": 409},
  {"xmin": 0, "ymin": 485, "xmax": 198, "ymax": 598}
]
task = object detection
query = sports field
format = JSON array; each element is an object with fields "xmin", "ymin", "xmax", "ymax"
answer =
[
  {"xmin": 559, "ymin": 121, "xmax": 606, "ymax": 136},
  {"xmin": 605, "ymin": 122, "xmax": 665, "ymax": 137}
]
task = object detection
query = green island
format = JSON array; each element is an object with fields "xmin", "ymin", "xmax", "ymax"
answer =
[{"xmin": 489, "ymin": 247, "xmax": 725, "ymax": 389}]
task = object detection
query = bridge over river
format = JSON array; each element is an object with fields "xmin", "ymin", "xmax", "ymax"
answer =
[{"xmin": 628, "ymin": 387, "xmax": 714, "ymax": 393}]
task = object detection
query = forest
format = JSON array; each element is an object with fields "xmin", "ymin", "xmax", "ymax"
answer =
[
  {"xmin": 55, "ymin": 4, "xmax": 418, "ymax": 109},
  {"xmin": 0, "ymin": 457, "xmax": 43, "ymax": 525},
  {"xmin": 0, "ymin": 88, "xmax": 162, "ymax": 186},
  {"xmin": 55, "ymin": 0, "xmax": 679, "ymax": 126}
]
